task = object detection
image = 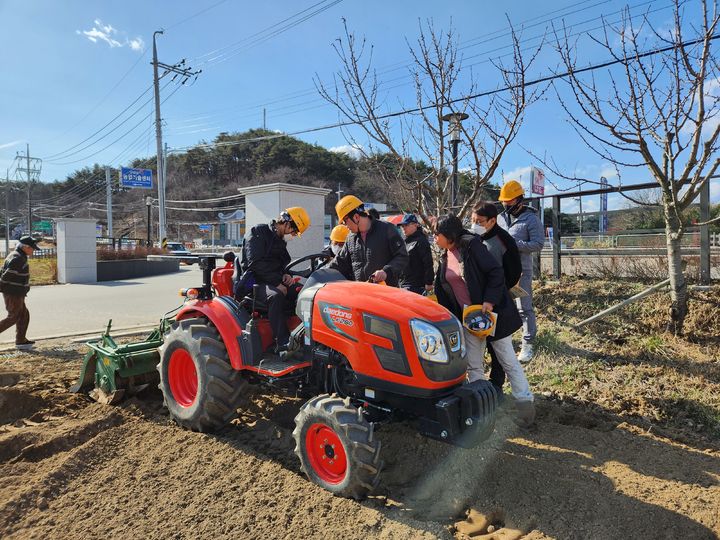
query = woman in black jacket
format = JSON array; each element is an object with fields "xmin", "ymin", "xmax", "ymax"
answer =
[{"xmin": 433, "ymin": 214, "xmax": 534, "ymax": 426}]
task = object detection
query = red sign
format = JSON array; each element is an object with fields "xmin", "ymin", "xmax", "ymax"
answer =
[{"xmin": 532, "ymin": 167, "xmax": 545, "ymax": 195}]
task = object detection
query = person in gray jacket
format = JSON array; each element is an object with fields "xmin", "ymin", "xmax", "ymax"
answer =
[
  {"xmin": 498, "ymin": 180, "xmax": 545, "ymax": 363},
  {"xmin": 330, "ymin": 195, "xmax": 408, "ymax": 286}
]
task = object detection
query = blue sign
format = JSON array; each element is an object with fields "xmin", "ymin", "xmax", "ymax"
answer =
[
  {"xmin": 198, "ymin": 224, "xmax": 212, "ymax": 231},
  {"xmin": 120, "ymin": 167, "xmax": 153, "ymax": 189}
]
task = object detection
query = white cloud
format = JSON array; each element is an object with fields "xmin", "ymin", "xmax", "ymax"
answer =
[
  {"xmin": 329, "ymin": 144, "xmax": 363, "ymax": 159},
  {"xmin": 0, "ymin": 140, "xmax": 22, "ymax": 151},
  {"xmin": 77, "ymin": 19, "xmax": 144, "ymax": 52},
  {"xmin": 500, "ymin": 166, "xmax": 533, "ymax": 193}
]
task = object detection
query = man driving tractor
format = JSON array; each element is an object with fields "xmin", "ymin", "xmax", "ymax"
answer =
[
  {"xmin": 236, "ymin": 206, "xmax": 310, "ymax": 353},
  {"xmin": 329, "ymin": 195, "xmax": 409, "ymax": 286}
]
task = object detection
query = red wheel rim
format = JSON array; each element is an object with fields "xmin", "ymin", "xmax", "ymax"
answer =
[
  {"xmin": 305, "ymin": 423, "xmax": 348, "ymax": 484},
  {"xmin": 168, "ymin": 349, "xmax": 198, "ymax": 407}
]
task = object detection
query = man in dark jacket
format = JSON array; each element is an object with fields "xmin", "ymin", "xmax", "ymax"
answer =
[
  {"xmin": 237, "ymin": 207, "xmax": 310, "ymax": 352},
  {"xmin": 0, "ymin": 236, "xmax": 39, "ymax": 350},
  {"xmin": 329, "ymin": 195, "xmax": 408, "ymax": 286},
  {"xmin": 397, "ymin": 214, "xmax": 434, "ymax": 294},
  {"xmin": 472, "ymin": 201, "xmax": 522, "ymax": 393}
]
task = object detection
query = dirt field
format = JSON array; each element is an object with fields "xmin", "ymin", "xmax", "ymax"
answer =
[{"xmin": 1, "ymin": 282, "xmax": 719, "ymax": 539}]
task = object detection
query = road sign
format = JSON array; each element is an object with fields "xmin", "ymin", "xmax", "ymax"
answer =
[
  {"xmin": 120, "ymin": 167, "xmax": 153, "ymax": 189},
  {"xmin": 198, "ymin": 224, "xmax": 212, "ymax": 231},
  {"xmin": 32, "ymin": 220, "xmax": 52, "ymax": 231},
  {"xmin": 531, "ymin": 167, "xmax": 545, "ymax": 196}
]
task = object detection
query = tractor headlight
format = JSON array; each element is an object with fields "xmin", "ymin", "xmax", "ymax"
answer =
[{"xmin": 410, "ymin": 319, "xmax": 448, "ymax": 364}]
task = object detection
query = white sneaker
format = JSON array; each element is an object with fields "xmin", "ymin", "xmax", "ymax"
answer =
[{"xmin": 518, "ymin": 344, "xmax": 534, "ymax": 364}]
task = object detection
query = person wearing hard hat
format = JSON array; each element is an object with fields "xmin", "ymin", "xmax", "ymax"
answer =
[
  {"xmin": 498, "ymin": 179, "xmax": 544, "ymax": 363},
  {"xmin": 397, "ymin": 214, "xmax": 434, "ymax": 295},
  {"xmin": 432, "ymin": 214, "xmax": 534, "ymax": 427},
  {"xmin": 329, "ymin": 195, "xmax": 408, "ymax": 286},
  {"xmin": 235, "ymin": 207, "xmax": 310, "ymax": 353},
  {"xmin": 324, "ymin": 224, "xmax": 350, "ymax": 258}
]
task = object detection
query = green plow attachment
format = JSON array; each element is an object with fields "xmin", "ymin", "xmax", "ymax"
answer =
[{"xmin": 70, "ymin": 319, "xmax": 171, "ymax": 404}]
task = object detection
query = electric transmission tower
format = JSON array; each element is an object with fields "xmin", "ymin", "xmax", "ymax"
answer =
[{"xmin": 13, "ymin": 144, "xmax": 42, "ymax": 233}]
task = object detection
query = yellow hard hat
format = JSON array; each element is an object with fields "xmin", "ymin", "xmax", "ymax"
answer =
[
  {"xmin": 283, "ymin": 207, "xmax": 311, "ymax": 236},
  {"xmin": 462, "ymin": 305, "xmax": 496, "ymax": 338},
  {"xmin": 330, "ymin": 224, "xmax": 350, "ymax": 243},
  {"xmin": 498, "ymin": 180, "xmax": 524, "ymax": 202},
  {"xmin": 336, "ymin": 195, "xmax": 364, "ymax": 222}
]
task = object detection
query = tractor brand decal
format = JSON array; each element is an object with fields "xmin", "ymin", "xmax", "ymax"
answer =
[
  {"xmin": 322, "ymin": 306, "xmax": 354, "ymax": 327},
  {"xmin": 318, "ymin": 302, "xmax": 357, "ymax": 342}
]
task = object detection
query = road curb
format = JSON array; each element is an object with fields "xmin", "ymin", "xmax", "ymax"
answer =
[{"xmin": 0, "ymin": 322, "xmax": 159, "ymax": 351}]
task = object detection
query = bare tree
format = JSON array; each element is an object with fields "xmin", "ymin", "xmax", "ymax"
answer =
[
  {"xmin": 549, "ymin": 0, "xmax": 720, "ymax": 333},
  {"xmin": 316, "ymin": 19, "xmax": 543, "ymax": 220}
]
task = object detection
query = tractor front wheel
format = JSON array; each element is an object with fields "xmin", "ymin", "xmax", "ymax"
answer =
[
  {"xmin": 293, "ymin": 394, "xmax": 381, "ymax": 499},
  {"xmin": 158, "ymin": 316, "xmax": 247, "ymax": 432}
]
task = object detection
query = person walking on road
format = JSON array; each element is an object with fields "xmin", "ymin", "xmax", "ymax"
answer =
[
  {"xmin": 329, "ymin": 195, "xmax": 409, "ymax": 286},
  {"xmin": 432, "ymin": 214, "xmax": 535, "ymax": 427},
  {"xmin": 0, "ymin": 236, "xmax": 40, "ymax": 350},
  {"xmin": 498, "ymin": 180, "xmax": 545, "ymax": 363},
  {"xmin": 397, "ymin": 214, "xmax": 434, "ymax": 295}
]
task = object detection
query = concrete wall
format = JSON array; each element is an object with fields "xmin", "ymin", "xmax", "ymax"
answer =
[
  {"xmin": 239, "ymin": 183, "xmax": 331, "ymax": 259},
  {"xmin": 56, "ymin": 218, "xmax": 97, "ymax": 283}
]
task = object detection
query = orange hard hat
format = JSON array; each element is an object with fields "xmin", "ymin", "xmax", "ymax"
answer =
[{"xmin": 498, "ymin": 180, "xmax": 524, "ymax": 202}]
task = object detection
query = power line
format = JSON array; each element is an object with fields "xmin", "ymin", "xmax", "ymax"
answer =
[
  {"xmin": 166, "ymin": 0, "xmax": 636, "ymax": 131},
  {"xmin": 170, "ymin": 29, "xmax": 720, "ymax": 153}
]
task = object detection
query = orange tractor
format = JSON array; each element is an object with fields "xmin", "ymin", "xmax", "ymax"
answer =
[{"xmin": 155, "ymin": 253, "xmax": 497, "ymax": 499}]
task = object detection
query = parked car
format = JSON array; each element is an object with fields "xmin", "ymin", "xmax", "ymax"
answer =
[{"xmin": 164, "ymin": 242, "xmax": 196, "ymax": 265}]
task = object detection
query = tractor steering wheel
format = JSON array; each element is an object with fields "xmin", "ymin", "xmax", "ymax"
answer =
[{"xmin": 284, "ymin": 253, "xmax": 333, "ymax": 279}]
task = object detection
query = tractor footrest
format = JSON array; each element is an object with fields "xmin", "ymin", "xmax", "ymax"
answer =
[
  {"xmin": 419, "ymin": 379, "xmax": 498, "ymax": 446},
  {"xmin": 249, "ymin": 353, "xmax": 311, "ymax": 377}
]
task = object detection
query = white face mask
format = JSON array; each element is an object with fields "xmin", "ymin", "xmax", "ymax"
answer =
[
  {"xmin": 470, "ymin": 223, "xmax": 486, "ymax": 236},
  {"xmin": 331, "ymin": 244, "xmax": 342, "ymax": 256},
  {"xmin": 284, "ymin": 234, "xmax": 295, "ymax": 242}
]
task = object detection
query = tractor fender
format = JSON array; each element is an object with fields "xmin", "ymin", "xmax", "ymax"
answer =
[{"xmin": 175, "ymin": 298, "xmax": 247, "ymax": 371}]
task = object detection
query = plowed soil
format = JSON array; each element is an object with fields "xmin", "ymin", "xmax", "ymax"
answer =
[{"xmin": 1, "ymin": 337, "xmax": 719, "ymax": 540}]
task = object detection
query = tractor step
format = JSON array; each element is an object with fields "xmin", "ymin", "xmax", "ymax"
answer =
[{"xmin": 248, "ymin": 353, "xmax": 311, "ymax": 377}]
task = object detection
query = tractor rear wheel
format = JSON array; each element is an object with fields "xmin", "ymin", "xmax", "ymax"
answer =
[
  {"xmin": 158, "ymin": 316, "xmax": 247, "ymax": 432},
  {"xmin": 293, "ymin": 394, "xmax": 381, "ymax": 499}
]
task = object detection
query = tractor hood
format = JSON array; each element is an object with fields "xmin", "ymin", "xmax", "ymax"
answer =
[{"xmin": 296, "ymin": 268, "xmax": 452, "ymax": 323}]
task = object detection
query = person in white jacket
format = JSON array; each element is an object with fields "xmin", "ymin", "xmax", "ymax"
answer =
[{"xmin": 498, "ymin": 180, "xmax": 545, "ymax": 363}]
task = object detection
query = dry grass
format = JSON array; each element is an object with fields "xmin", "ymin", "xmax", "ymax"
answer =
[
  {"xmin": 527, "ymin": 278, "xmax": 720, "ymax": 441},
  {"xmin": 29, "ymin": 258, "xmax": 57, "ymax": 286}
]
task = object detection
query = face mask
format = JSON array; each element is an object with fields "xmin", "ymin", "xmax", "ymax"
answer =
[
  {"xmin": 470, "ymin": 223, "xmax": 486, "ymax": 236},
  {"xmin": 504, "ymin": 201, "xmax": 523, "ymax": 216},
  {"xmin": 331, "ymin": 244, "xmax": 341, "ymax": 256},
  {"xmin": 284, "ymin": 234, "xmax": 295, "ymax": 242}
]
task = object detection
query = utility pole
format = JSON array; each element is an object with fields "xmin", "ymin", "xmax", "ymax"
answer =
[
  {"xmin": 263, "ymin": 108, "xmax": 267, "ymax": 130},
  {"xmin": 146, "ymin": 196, "xmax": 152, "ymax": 246},
  {"xmin": 151, "ymin": 30, "xmax": 201, "ymax": 246},
  {"xmin": 13, "ymin": 145, "xmax": 41, "ymax": 235},
  {"xmin": 441, "ymin": 112, "xmax": 468, "ymax": 209},
  {"xmin": 5, "ymin": 169, "xmax": 9, "ymax": 255},
  {"xmin": 105, "ymin": 167, "xmax": 113, "ymax": 240}
]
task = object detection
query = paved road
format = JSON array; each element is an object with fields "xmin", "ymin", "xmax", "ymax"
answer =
[{"xmin": 0, "ymin": 266, "xmax": 205, "ymax": 344}]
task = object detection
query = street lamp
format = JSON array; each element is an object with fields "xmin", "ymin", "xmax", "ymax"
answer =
[
  {"xmin": 442, "ymin": 112, "xmax": 469, "ymax": 209},
  {"xmin": 146, "ymin": 196, "xmax": 153, "ymax": 247}
]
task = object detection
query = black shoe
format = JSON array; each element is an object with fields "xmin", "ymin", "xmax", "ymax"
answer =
[
  {"xmin": 273, "ymin": 342, "xmax": 289, "ymax": 354},
  {"xmin": 16, "ymin": 339, "xmax": 35, "ymax": 350}
]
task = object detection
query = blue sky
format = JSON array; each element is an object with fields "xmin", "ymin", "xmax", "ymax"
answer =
[{"xmin": 0, "ymin": 0, "xmax": 717, "ymax": 214}]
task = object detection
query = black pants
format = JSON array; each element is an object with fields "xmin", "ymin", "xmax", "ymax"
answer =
[
  {"xmin": 265, "ymin": 284, "xmax": 298, "ymax": 347},
  {"xmin": 488, "ymin": 343, "xmax": 506, "ymax": 391}
]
